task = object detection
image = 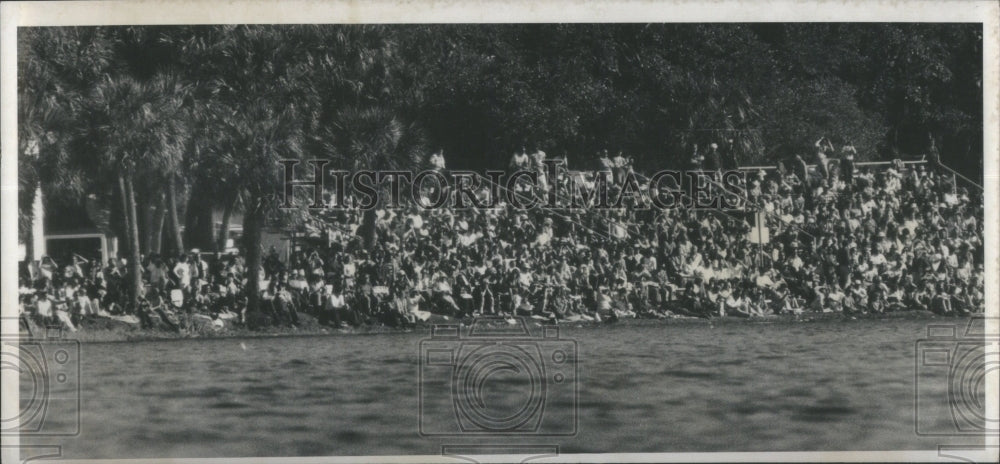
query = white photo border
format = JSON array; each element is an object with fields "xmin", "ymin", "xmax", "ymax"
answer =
[{"xmin": 1, "ymin": 1, "xmax": 997, "ymax": 463}]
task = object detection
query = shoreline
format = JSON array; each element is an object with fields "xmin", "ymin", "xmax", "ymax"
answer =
[{"xmin": 19, "ymin": 310, "xmax": 971, "ymax": 343}]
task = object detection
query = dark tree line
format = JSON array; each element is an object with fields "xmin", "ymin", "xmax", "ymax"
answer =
[{"xmin": 398, "ymin": 23, "xmax": 981, "ymax": 175}]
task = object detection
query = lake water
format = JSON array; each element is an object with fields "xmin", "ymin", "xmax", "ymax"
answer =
[{"xmin": 21, "ymin": 317, "xmax": 986, "ymax": 458}]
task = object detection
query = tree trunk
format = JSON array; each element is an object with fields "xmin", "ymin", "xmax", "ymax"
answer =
[
  {"xmin": 242, "ymin": 200, "xmax": 265, "ymax": 327},
  {"xmin": 118, "ymin": 176, "xmax": 133, "ymax": 257},
  {"xmin": 167, "ymin": 175, "xmax": 185, "ymax": 254},
  {"xmin": 361, "ymin": 207, "xmax": 377, "ymax": 249},
  {"xmin": 140, "ymin": 190, "xmax": 155, "ymax": 254},
  {"xmin": 184, "ymin": 179, "xmax": 216, "ymax": 251},
  {"xmin": 217, "ymin": 194, "xmax": 237, "ymax": 251},
  {"xmin": 123, "ymin": 173, "xmax": 143, "ymax": 312},
  {"xmin": 150, "ymin": 192, "xmax": 167, "ymax": 254}
]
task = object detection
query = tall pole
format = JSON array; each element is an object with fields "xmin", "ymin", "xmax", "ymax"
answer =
[{"xmin": 757, "ymin": 210, "xmax": 763, "ymax": 272}]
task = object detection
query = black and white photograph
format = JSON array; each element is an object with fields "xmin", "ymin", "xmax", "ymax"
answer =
[{"xmin": 1, "ymin": 1, "xmax": 998, "ymax": 462}]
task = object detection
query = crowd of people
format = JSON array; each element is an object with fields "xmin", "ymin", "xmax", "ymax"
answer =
[{"xmin": 18, "ymin": 137, "xmax": 985, "ymax": 333}]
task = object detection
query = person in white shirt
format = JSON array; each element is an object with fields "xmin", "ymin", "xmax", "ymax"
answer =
[
  {"xmin": 190, "ymin": 252, "xmax": 208, "ymax": 289},
  {"xmin": 35, "ymin": 291, "xmax": 53, "ymax": 319},
  {"xmin": 428, "ymin": 149, "xmax": 446, "ymax": 171},
  {"xmin": 406, "ymin": 289, "xmax": 430, "ymax": 322},
  {"xmin": 288, "ymin": 269, "xmax": 308, "ymax": 291},
  {"xmin": 50, "ymin": 288, "xmax": 77, "ymax": 332},
  {"xmin": 611, "ymin": 151, "xmax": 629, "ymax": 184},
  {"xmin": 509, "ymin": 147, "xmax": 530, "ymax": 170},
  {"xmin": 313, "ymin": 284, "xmax": 341, "ymax": 328},
  {"xmin": 173, "ymin": 255, "xmax": 191, "ymax": 290},
  {"xmin": 869, "ymin": 249, "xmax": 887, "ymax": 268},
  {"xmin": 724, "ymin": 288, "xmax": 752, "ymax": 317},
  {"xmin": 342, "ymin": 258, "xmax": 356, "ymax": 287},
  {"xmin": 532, "ymin": 149, "xmax": 547, "ymax": 167}
]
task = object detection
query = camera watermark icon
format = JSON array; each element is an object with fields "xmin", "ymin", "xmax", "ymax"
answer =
[
  {"xmin": 915, "ymin": 316, "xmax": 999, "ymax": 436},
  {"xmin": 937, "ymin": 444, "xmax": 1000, "ymax": 463},
  {"xmin": 419, "ymin": 317, "xmax": 578, "ymax": 436},
  {"xmin": 0, "ymin": 336, "xmax": 81, "ymax": 437},
  {"xmin": 0, "ymin": 444, "xmax": 63, "ymax": 464}
]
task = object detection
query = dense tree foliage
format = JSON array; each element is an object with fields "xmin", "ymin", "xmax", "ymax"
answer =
[
  {"xmin": 396, "ymin": 24, "xmax": 981, "ymax": 173},
  {"xmin": 18, "ymin": 23, "xmax": 983, "ymax": 314}
]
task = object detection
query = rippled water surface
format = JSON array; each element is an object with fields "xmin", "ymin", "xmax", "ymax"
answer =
[{"xmin": 28, "ymin": 317, "xmax": 985, "ymax": 457}]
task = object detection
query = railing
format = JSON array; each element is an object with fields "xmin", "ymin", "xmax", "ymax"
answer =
[
  {"xmin": 933, "ymin": 161, "xmax": 983, "ymax": 191},
  {"xmin": 735, "ymin": 159, "xmax": 928, "ymax": 173}
]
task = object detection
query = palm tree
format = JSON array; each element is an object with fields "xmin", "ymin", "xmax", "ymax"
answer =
[
  {"xmin": 18, "ymin": 27, "xmax": 115, "ymax": 259},
  {"xmin": 157, "ymin": 25, "xmax": 426, "ymax": 319},
  {"xmin": 150, "ymin": 26, "xmax": 239, "ymax": 253},
  {"xmin": 81, "ymin": 73, "xmax": 189, "ymax": 310},
  {"xmin": 202, "ymin": 101, "xmax": 304, "ymax": 323},
  {"xmin": 300, "ymin": 25, "xmax": 427, "ymax": 247},
  {"xmin": 318, "ymin": 105, "xmax": 426, "ymax": 247},
  {"xmin": 192, "ymin": 26, "xmax": 312, "ymax": 321}
]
